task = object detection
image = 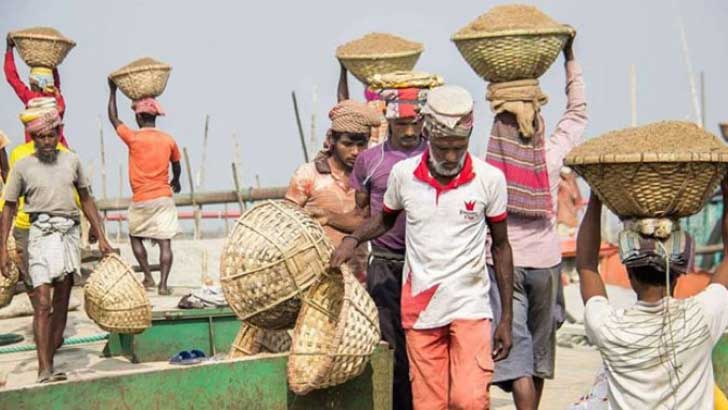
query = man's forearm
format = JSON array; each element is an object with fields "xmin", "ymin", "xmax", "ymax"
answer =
[
  {"xmin": 349, "ymin": 212, "xmax": 396, "ymax": 243},
  {"xmin": 0, "ymin": 204, "xmax": 16, "ymax": 249},
  {"xmin": 492, "ymin": 242, "xmax": 514, "ymax": 321},
  {"xmin": 80, "ymin": 197, "xmax": 106, "ymax": 241}
]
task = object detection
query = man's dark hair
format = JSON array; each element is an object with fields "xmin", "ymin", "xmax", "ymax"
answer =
[
  {"xmin": 627, "ymin": 265, "xmax": 681, "ymax": 287},
  {"xmin": 330, "ymin": 131, "xmax": 369, "ymax": 144}
]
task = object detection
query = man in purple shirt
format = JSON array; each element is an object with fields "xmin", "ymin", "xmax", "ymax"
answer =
[{"xmin": 335, "ymin": 70, "xmax": 432, "ymax": 410}]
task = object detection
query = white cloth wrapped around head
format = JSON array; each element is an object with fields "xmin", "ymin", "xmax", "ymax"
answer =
[{"xmin": 422, "ymin": 85, "xmax": 474, "ymax": 139}]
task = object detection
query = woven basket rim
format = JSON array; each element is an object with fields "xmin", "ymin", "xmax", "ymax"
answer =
[
  {"xmin": 110, "ymin": 64, "xmax": 171, "ymax": 79},
  {"xmin": 11, "ymin": 32, "xmax": 76, "ymax": 46},
  {"xmin": 451, "ymin": 25, "xmax": 574, "ymax": 42},
  {"xmin": 336, "ymin": 47, "xmax": 423, "ymax": 61},
  {"xmin": 565, "ymin": 151, "xmax": 728, "ymax": 165}
]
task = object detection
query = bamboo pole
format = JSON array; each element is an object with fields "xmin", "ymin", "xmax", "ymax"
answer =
[
  {"xmin": 291, "ymin": 91, "xmax": 309, "ymax": 162},
  {"xmin": 197, "ymin": 114, "xmax": 210, "ymax": 189},
  {"xmin": 231, "ymin": 131, "xmax": 245, "ymax": 210},
  {"xmin": 117, "ymin": 163, "xmax": 123, "ymax": 243},
  {"xmin": 223, "ymin": 202, "xmax": 230, "ymax": 235},
  {"xmin": 255, "ymin": 174, "xmax": 261, "ymax": 189},
  {"xmin": 98, "ymin": 116, "xmax": 108, "ymax": 234},
  {"xmin": 183, "ymin": 148, "xmax": 201, "ymax": 240},
  {"xmin": 674, "ymin": 1, "xmax": 703, "ymax": 127},
  {"xmin": 310, "ymin": 84, "xmax": 318, "ymax": 158},
  {"xmin": 232, "ymin": 163, "xmax": 245, "ymax": 213},
  {"xmin": 96, "ymin": 187, "xmax": 288, "ymax": 211}
]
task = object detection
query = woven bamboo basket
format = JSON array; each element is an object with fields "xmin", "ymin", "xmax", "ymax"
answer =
[
  {"xmin": 288, "ymin": 268, "xmax": 380, "ymax": 395},
  {"xmin": 220, "ymin": 200, "xmax": 331, "ymax": 330},
  {"xmin": 720, "ymin": 122, "xmax": 728, "ymax": 142},
  {"xmin": 565, "ymin": 152, "xmax": 728, "ymax": 219},
  {"xmin": 84, "ymin": 254, "xmax": 151, "ymax": 334},
  {"xmin": 228, "ymin": 321, "xmax": 292, "ymax": 358},
  {"xmin": 452, "ymin": 26, "xmax": 573, "ymax": 82},
  {"xmin": 337, "ymin": 48, "xmax": 423, "ymax": 85},
  {"xmin": 11, "ymin": 27, "xmax": 76, "ymax": 68},
  {"xmin": 109, "ymin": 57, "xmax": 171, "ymax": 101},
  {"xmin": 0, "ymin": 236, "xmax": 20, "ymax": 309}
]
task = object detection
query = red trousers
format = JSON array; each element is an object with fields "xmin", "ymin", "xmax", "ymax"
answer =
[{"xmin": 405, "ymin": 319, "xmax": 494, "ymax": 410}]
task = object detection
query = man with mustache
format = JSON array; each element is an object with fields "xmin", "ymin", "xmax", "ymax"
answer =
[
  {"xmin": 332, "ymin": 85, "xmax": 514, "ymax": 410},
  {"xmin": 0, "ymin": 103, "xmax": 112, "ymax": 383}
]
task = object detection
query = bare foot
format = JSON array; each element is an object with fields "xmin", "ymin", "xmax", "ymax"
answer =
[
  {"xmin": 158, "ymin": 286, "xmax": 172, "ymax": 296},
  {"xmin": 36, "ymin": 368, "xmax": 52, "ymax": 384},
  {"xmin": 143, "ymin": 277, "xmax": 155, "ymax": 289}
]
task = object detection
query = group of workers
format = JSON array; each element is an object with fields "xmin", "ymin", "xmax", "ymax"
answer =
[
  {"xmin": 0, "ymin": 19, "xmax": 726, "ymax": 410},
  {"xmin": 0, "ymin": 34, "xmax": 181, "ymax": 383},
  {"xmin": 285, "ymin": 27, "xmax": 728, "ymax": 410}
]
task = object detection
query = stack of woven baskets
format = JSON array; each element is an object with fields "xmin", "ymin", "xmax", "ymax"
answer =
[
  {"xmin": 336, "ymin": 32, "xmax": 423, "ymax": 85},
  {"xmin": 220, "ymin": 200, "xmax": 380, "ymax": 394},
  {"xmin": 109, "ymin": 57, "xmax": 171, "ymax": 101},
  {"xmin": 9, "ymin": 26, "xmax": 75, "ymax": 69},
  {"xmin": 565, "ymin": 121, "xmax": 728, "ymax": 220},
  {"xmin": 452, "ymin": 5, "xmax": 573, "ymax": 83},
  {"xmin": 84, "ymin": 254, "xmax": 152, "ymax": 334}
]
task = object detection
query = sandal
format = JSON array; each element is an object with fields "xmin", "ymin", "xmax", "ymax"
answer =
[
  {"xmin": 36, "ymin": 370, "xmax": 52, "ymax": 384},
  {"xmin": 50, "ymin": 371, "xmax": 67, "ymax": 382}
]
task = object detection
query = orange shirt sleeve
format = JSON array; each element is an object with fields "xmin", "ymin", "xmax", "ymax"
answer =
[
  {"xmin": 285, "ymin": 164, "xmax": 315, "ymax": 207},
  {"xmin": 115, "ymin": 123, "xmax": 135, "ymax": 146},
  {"xmin": 169, "ymin": 139, "xmax": 181, "ymax": 162}
]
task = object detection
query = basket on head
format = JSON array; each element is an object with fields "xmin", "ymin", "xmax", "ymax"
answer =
[
  {"xmin": 288, "ymin": 268, "xmax": 380, "ymax": 395},
  {"xmin": 452, "ymin": 28, "xmax": 572, "ymax": 82},
  {"xmin": 336, "ymin": 33, "xmax": 423, "ymax": 85},
  {"xmin": 220, "ymin": 200, "xmax": 331, "ymax": 330},
  {"xmin": 84, "ymin": 254, "xmax": 152, "ymax": 334},
  {"xmin": 0, "ymin": 236, "xmax": 20, "ymax": 309},
  {"xmin": 565, "ymin": 121, "xmax": 728, "ymax": 219},
  {"xmin": 452, "ymin": 5, "xmax": 573, "ymax": 82},
  {"xmin": 109, "ymin": 57, "xmax": 171, "ymax": 101},
  {"xmin": 10, "ymin": 27, "xmax": 76, "ymax": 68},
  {"xmin": 228, "ymin": 321, "xmax": 292, "ymax": 359}
]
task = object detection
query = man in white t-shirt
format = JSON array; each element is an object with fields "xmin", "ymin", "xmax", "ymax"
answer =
[
  {"xmin": 331, "ymin": 85, "xmax": 514, "ymax": 409},
  {"xmin": 576, "ymin": 187, "xmax": 728, "ymax": 410}
]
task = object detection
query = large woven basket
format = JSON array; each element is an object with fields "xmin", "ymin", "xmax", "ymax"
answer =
[
  {"xmin": 0, "ymin": 236, "xmax": 20, "ymax": 309},
  {"xmin": 109, "ymin": 58, "xmax": 171, "ymax": 101},
  {"xmin": 288, "ymin": 269, "xmax": 380, "ymax": 395},
  {"xmin": 11, "ymin": 27, "xmax": 76, "ymax": 68},
  {"xmin": 220, "ymin": 200, "xmax": 331, "ymax": 330},
  {"xmin": 337, "ymin": 49, "xmax": 423, "ymax": 85},
  {"xmin": 565, "ymin": 152, "xmax": 728, "ymax": 219},
  {"xmin": 228, "ymin": 321, "xmax": 292, "ymax": 358},
  {"xmin": 84, "ymin": 254, "xmax": 152, "ymax": 334},
  {"xmin": 452, "ymin": 26, "xmax": 573, "ymax": 82}
]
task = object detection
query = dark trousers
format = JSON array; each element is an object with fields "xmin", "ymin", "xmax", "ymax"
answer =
[{"xmin": 367, "ymin": 246, "xmax": 412, "ymax": 410}]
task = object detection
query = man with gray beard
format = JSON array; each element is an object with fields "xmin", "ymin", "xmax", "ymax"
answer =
[{"xmin": 0, "ymin": 104, "xmax": 112, "ymax": 383}]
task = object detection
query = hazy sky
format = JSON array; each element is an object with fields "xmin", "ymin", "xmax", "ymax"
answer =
[{"xmin": 1, "ymin": 0, "xmax": 726, "ymax": 198}]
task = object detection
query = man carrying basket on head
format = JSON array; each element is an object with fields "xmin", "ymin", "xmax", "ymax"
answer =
[
  {"xmin": 484, "ymin": 34, "xmax": 587, "ymax": 409},
  {"xmin": 5, "ymin": 34, "xmax": 69, "ymax": 147},
  {"xmin": 0, "ymin": 103, "xmax": 112, "ymax": 383},
  {"xmin": 107, "ymin": 78, "xmax": 181, "ymax": 296}
]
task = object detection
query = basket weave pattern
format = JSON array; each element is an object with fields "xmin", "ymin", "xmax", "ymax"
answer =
[
  {"xmin": 228, "ymin": 322, "xmax": 292, "ymax": 358},
  {"xmin": 84, "ymin": 254, "xmax": 152, "ymax": 334},
  {"xmin": 110, "ymin": 63, "xmax": 171, "ymax": 101},
  {"xmin": 12, "ymin": 32, "xmax": 75, "ymax": 68},
  {"xmin": 220, "ymin": 200, "xmax": 330, "ymax": 330},
  {"xmin": 567, "ymin": 154, "xmax": 728, "ymax": 218},
  {"xmin": 0, "ymin": 236, "xmax": 20, "ymax": 309},
  {"xmin": 288, "ymin": 269, "xmax": 380, "ymax": 395},
  {"xmin": 338, "ymin": 50, "xmax": 422, "ymax": 85},
  {"xmin": 452, "ymin": 29, "xmax": 571, "ymax": 82}
]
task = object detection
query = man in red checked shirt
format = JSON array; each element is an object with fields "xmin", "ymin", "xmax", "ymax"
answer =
[{"xmin": 5, "ymin": 34, "xmax": 69, "ymax": 147}]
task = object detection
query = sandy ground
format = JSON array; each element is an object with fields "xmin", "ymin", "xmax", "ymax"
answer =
[{"xmin": 0, "ymin": 238, "xmax": 641, "ymax": 409}]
